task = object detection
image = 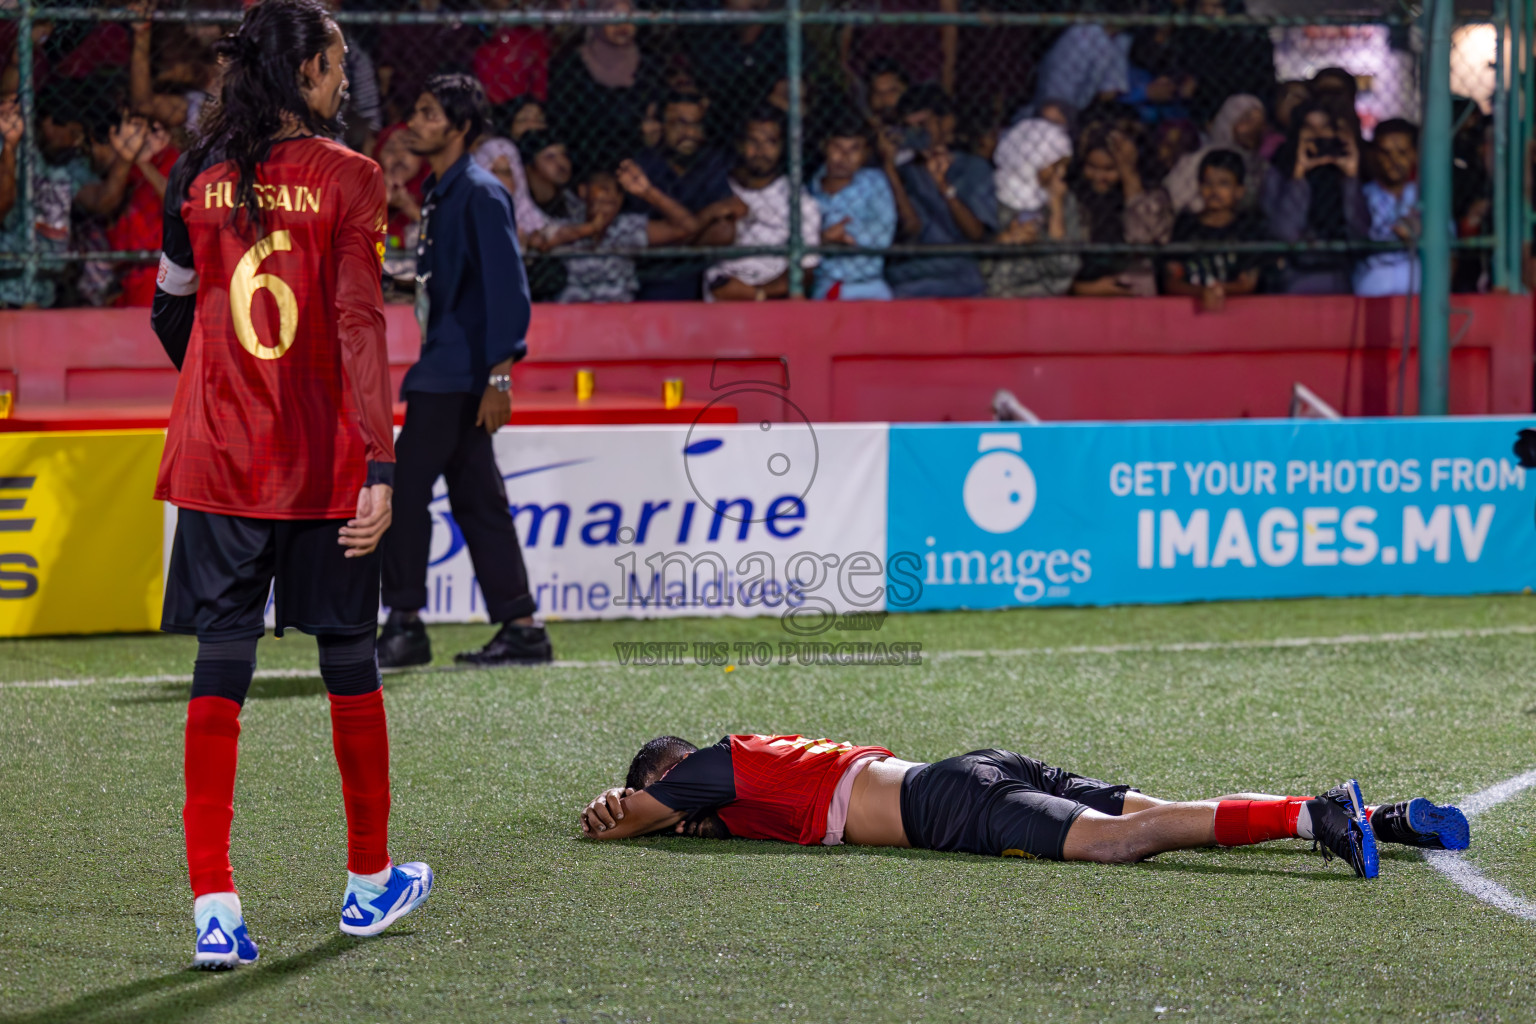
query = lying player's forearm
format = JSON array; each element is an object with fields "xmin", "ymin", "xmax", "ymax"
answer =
[{"xmin": 580, "ymin": 790, "xmax": 684, "ymax": 840}]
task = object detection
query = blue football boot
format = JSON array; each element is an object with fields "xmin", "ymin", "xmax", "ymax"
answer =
[
  {"xmin": 338, "ymin": 862, "xmax": 434, "ymax": 937},
  {"xmin": 191, "ymin": 894, "xmax": 259, "ymax": 970},
  {"xmin": 1312, "ymin": 779, "xmax": 1381, "ymax": 879},
  {"xmin": 1370, "ymin": 798, "xmax": 1471, "ymax": 851}
]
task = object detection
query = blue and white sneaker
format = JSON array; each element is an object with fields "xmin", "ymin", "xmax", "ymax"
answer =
[
  {"xmin": 1313, "ymin": 779, "xmax": 1381, "ymax": 879},
  {"xmin": 338, "ymin": 862, "xmax": 434, "ymax": 937},
  {"xmin": 1370, "ymin": 798, "xmax": 1471, "ymax": 851},
  {"xmin": 191, "ymin": 893, "xmax": 259, "ymax": 970}
]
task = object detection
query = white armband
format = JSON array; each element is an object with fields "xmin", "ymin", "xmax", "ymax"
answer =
[{"xmin": 156, "ymin": 253, "xmax": 199, "ymax": 296}]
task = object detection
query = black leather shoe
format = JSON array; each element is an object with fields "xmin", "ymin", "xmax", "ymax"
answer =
[
  {"xmin": 455, "ymin": 622, "xmax": 553, "ymax": 667},
  {"xmin": 377, "ymin": 611, "xmax": 432, "ymax": 669}
]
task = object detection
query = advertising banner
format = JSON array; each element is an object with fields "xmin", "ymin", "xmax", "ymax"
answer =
[
  {"xmin": 0, "ymin": 430, "xmax": 166, "ymax": 636},
  {"xmin": 887, "ymin": 419, "xmax": 1536, "ymax": 611},
  {"xmin": 410, "ymin": 423, "xmax": 889, "ymax": 623}
]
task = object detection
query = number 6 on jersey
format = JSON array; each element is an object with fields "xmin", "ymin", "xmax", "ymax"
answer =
[{"xmin": 231, "ymin": 230, "xmax": 297, "ymax": 360}]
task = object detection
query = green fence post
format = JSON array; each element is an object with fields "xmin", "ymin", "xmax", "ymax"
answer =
[
  {"xmin": 17, "ymin": 0, "xmax": 36, "ymax": 304},
  {"xmin": 785, "ymin": 0, "xmax": 804, "ymax": 298},
  {"xmin": 1419, "ymin": 0, "xmax": 1453, "ymax": 415},
  {"xmin": 1522, "ymin": 0, "xmax": 1535, "ymax": 290},
  {"xmin": 1504, "ymin": 0, "xmax": 1528, "ymax": 291},
  {"xmin": 1493, "ymin": 0, "xmax": 1510, "ymax": 290}
]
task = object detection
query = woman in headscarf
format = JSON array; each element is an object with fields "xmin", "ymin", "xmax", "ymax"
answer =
[
  {"xmin": 983, "ymin": 117, "xmax": 1083, "ymax": 297},
  {"xmin": 1163, "ymin": 93, "xmax": 1267, "ymax": 213},
  {"xmin": 1260, "ymin": 97, "xmax": 1370, "ymax": 294},
  {"xmin": 1068, "ymin": 124, "xmax": 1174, "ymax": 296},
  {"xmin": 547, "ymin": 0, "xmax": 663, "ymax": 176},
  {"xmin": 472, "ymin": 132, "xmax": 550, "ymax": 242}
]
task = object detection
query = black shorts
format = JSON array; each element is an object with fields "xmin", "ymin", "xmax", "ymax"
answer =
[
  {"xmin": 899, "ymin": 749, "xmax": 1135, "ymax": 861},
  {"xmin": 162, "ymin": 509, "xmax": 380, "ymax": 640}
]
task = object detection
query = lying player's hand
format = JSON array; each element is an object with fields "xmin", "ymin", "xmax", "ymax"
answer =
[
  {"xmin": 580, "ymin": 787, "xmax": 633, "ymax": 835},
  {"xmin": 339, "ymin": 483, "xmax": 392, "ymax": 558}
]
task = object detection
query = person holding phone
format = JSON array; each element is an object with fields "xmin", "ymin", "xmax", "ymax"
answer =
[
  {"xmin": 879, "ymin": 84, "xmax": 998, "ymax": 298},
  {"xmin": 1260, "ymin": 97, "xmax": 1369, "ymax": 294}
]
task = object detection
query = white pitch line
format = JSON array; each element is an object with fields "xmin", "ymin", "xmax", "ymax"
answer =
[
  {"xmin": 3, "ymin": 622, "xmax": 1535, "ymax": 690},
  {"xmin": 0, "ymin": 667, "xmax": 326, "ymax": 690},
  {"xmin": 1456, "ymin": 768, "xmax": 1536, "ymax": 818},
  {"xmin": 929, "ymin": 623, "xmax": 1536, "ymax": 662},
  {"xmin": 0, "ymin": 662, "xmax": 627, "ymax": 690},
  {"xmin": 1424, "ymin": 769, "xmax": 1536, "ymax": 925}
]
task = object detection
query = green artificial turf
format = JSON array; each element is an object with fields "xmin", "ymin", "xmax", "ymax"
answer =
[{"xmin": 1, "ymin": 596, "xmax": 1535, "ymax": 1023}]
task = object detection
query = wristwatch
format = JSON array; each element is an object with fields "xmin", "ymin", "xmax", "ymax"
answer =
[
  {"xmin": 489, "ymin": 373, "xmax": 512, "ymax": 394},
  {"xmin": 943, "ymin": 185, "xmax": 959, "ymax": 201}
]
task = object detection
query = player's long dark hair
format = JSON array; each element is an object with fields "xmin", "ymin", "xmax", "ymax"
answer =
[{"xmin": 187, "ymin": 0, "xmax": 343, "ymax": 235}]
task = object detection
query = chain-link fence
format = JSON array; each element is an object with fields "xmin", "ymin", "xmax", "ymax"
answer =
[{"xmin": 0, "ymin": 0, "xmax": 1526, "ymax": 307}]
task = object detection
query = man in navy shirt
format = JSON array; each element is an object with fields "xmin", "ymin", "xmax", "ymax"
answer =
[
  {"xmin": 378, "ymin": 74, "xmax": 551, "ymax": 668},
  {"xmin": 881, "ymin": 84, "xmax": 998, "ymax": 298},
  {"xmin": 631, "ymin": 91, "xmax": 735, "ymax": 301}
]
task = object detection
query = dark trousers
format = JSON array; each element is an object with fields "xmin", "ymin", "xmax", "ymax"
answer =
[{"xmin": 381, "ymin": 391, "xmax": 537, "ymax": 623}]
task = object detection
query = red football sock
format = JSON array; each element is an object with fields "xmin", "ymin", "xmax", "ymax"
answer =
[
  {"xmin": 328, "ymin": 690, "xmax": 392, "ymax": 875},
  {"xmin": 184, "ymin": 696, "xmax": 242, "ymax": 896},
  {"xmin": 1214, "ymin": 798, "xmax": 1305, "ymax": 846}
]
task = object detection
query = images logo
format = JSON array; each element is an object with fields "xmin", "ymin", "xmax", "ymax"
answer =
[
  {"xmin": 962, "ymin": 433, "xmax": 1035, "ymax": 534},
  {"xmin": 683, "ymin": 360, "xmax": 818, "ymax": 525}
]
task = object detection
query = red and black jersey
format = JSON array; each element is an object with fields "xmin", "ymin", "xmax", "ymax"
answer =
[
  {"xmin": 645, "ymin": 735, "xmax": 895, "ymax": 845},
  {"xmin": 153, "ymin": 136, "xmax": 394, "ymax": 520}
]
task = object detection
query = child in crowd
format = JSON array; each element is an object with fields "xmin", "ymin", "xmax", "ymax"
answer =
[
  {"xmin": 808, "ymin": 117, "xmax": 897, "ymax": 300},
  {"xmin": 1354, "ymin": 118, "xmax": 1421, "ymax": 297},
  {"xmin": 1161, "ymin": 149, "xmax": 1268, "ymax": 311},
  {"xmin": 528, "ymin": 160, "xmax": 699, "ymax": 303}
]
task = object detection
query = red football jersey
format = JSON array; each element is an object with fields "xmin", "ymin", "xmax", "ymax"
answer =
[
  {"xmin": 719, "ymin": 735, "xmax": 895, "ymax": 845},
  {"xmin": 155, "ymin": 137, "xmax": 394, "ymax": 519}
]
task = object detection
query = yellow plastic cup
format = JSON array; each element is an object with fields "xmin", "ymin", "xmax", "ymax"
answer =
[
  {"xmin": 663, "ymin": 378, "xmax": 684, "ymax": 410},
  {"xmin": 0, "ymin": 391, "xmax": 11, "ymax": 419},
  {"xmin": 575, "ymin": 369, "xmax": 594, "ymax": 401}
]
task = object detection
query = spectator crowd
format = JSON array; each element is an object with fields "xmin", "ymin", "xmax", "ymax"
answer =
[{"xmin": 0, "ymin": 0, "xmax": 1505, "ymax": 308}]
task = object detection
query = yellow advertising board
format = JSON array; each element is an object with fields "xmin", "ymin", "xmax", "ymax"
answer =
[{"xmin": 0, "ymin": 431, "xmax": 166, "ymax": 637}]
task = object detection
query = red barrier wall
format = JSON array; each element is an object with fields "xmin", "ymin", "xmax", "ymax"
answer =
[{"xmin": 1, "ymin": 295, "xmax": 1529, "ymax": 422}]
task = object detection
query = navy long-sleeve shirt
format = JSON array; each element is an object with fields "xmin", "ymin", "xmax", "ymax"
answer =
[{"xmin": 403, "ymin": 154, "xmax": 531, "ymax": 397}]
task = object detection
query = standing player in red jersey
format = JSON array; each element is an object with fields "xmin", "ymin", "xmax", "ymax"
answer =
[
  {"xmin": 579, "ymin": 735, "xmax": 1472, "ymax": 877},
  {"xmin": 151, "ymin": 0, "xmax": 431, "ymax": 970}
]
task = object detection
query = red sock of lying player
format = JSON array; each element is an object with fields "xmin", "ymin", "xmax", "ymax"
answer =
[
  {"xmin": 1214, "ymin": 798, "xmax": 1308, "ymax": 846},
  {"xmin": 184, "ymin": 696, "xmax": 242, "ymax": 896},
  {"xmin": 328, "ymin": 690, "xmax": 392, "ymax": 874}
]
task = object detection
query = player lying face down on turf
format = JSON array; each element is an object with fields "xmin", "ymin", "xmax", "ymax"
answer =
[{"xmin": 579, "ymin": 735, "xmax": 1471, "ymax": 877}]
